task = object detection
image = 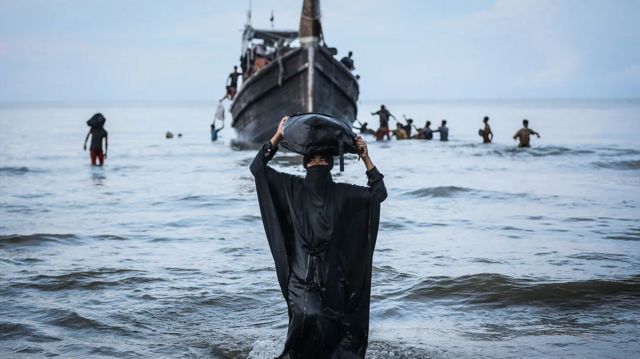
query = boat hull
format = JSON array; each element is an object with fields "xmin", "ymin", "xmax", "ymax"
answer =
[{"xmin": 230, "ymin": 44, "xmax": 359, "ymax": 143}]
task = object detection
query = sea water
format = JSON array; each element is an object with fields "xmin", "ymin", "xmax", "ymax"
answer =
[{"xmin": 1, "ymin": 100, "xmax": 639, "ymax": 358}]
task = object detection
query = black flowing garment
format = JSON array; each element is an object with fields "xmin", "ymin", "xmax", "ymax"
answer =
[{"xmin": 250, "ymin": 142, "xmax": 387, "ymax": 359}]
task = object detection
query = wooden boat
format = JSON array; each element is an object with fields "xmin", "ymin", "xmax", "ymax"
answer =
[{"xmin": 230, "ymin": 0, "xmax": 359, "ymax": 143}]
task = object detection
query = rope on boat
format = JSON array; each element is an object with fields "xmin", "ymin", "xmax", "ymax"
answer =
[{"xmin": 278, "ymin": 49, "xmax": 284, "ymax": 87}]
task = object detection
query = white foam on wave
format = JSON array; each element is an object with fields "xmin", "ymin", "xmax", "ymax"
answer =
[{"xmin": 247, "ymin": 339, "xmax": 282, "ymax": 359}]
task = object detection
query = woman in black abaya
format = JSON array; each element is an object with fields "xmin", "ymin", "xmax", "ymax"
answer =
[{"xmin": 250, "ymin": 116, "xmax": 387, "ymax": 358}]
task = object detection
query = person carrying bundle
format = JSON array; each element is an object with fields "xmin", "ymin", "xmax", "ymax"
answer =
[
  {"xmin": 479, "ymin": 116, "xmax": 493, "ymax": 143},
  {"xmin": 250, "ymin": 113, "xmax": 387, "ymax": 358},
  {"xmin": 83, "ymin": 113, "xmax": 108, "ymax": 166}
]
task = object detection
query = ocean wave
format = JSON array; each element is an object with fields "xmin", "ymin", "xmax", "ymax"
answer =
[
  {"xmin": 402, "ymin": 186, "xmax": 530, "ymax": 200},
  {"xmin": 567, "ymin": 252, "xmax": 631, "ymax": 261},
  {"xmin": 0, "ymin": 233, "xmax": 77, "ymax": 246},
  {"xmin": 404, "ymin": 186, "xmax": 473, "ymax": 198},
  {"xmin": 13, "ymin": 268, "xmax": 163, "ymax": 291},
  {"xmin": 483, "ymin": 145, "xmax": 596, "ymax": 158},
  {"xmin": 0, "ymin": 322, "xmax": 61, "ymax": 342},
  {"xmin": 605, "ymin": 227, "xmax": 640, "ymax": 241},
  {"xmin": 46, "ymin": 308, "xmax": 130, "ymax": 334},
  {"xmin": 395, "ymin": 273, "xmax": 640, "ymax": 308},
  {"xmin": 593, "ymin": 160, "xmax": 640, "ymax": 170},
  {"xmin": 593, "ymin": 147, "xmax": 640, "ymax": 157},
  {"xmin": 0, "ymin": 166, "xmax": 30, "ymax": 175},
  {"xmin": 0, "ymin": 234, "xmax": 129, "ymax": 247}
]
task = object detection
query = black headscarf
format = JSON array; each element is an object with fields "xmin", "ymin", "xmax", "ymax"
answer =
[{"xmin": 302, "ymin": 153, "xmax": 334, "ymax": 170}]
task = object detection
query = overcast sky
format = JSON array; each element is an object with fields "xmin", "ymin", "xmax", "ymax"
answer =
[{"xmin": 1, "ymin": 0, "xmax": 639, "ymax": 103}]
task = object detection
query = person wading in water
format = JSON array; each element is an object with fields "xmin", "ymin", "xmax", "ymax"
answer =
[
  {"xmin": 83, "ymin": 113, "xmax": 108, "ymax": 166},
  {"xmin": 250, "ymin": 116, "xmax": 387, "ymax": 358},
  {"xmin": 513, "ymin": 119, "xmax": 540, "ymax": 148},
  {"xmin": 481, "ymin": 116, "xmax": 493, "ymax": 143}
]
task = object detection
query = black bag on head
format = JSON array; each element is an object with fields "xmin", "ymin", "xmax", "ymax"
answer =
[
  {"xmin": 87, "ymin": 113, "xmax": 106, "ymax": 128},
  {"xmin": 280, "ymin": 113, "xmax": 357, "ymax": 171}
]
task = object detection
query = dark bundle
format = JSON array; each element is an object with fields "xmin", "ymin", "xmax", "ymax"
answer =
[
  {"xmin": 280, "ymin": 113, "xmax": 356, "ymax": 171},
  {"xmin": 87, "ymin": 113, "xmax": 106, "ymax": 128}
]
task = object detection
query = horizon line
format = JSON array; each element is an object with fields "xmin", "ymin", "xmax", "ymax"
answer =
[{"xmin": 1, "ymin": 97, "xmax": 639, "ymax": 108}]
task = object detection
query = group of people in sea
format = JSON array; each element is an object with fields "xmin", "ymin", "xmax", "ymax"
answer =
[{"xmin": 362, "ymin": 104, "xmax": 541, "ymax": 148}]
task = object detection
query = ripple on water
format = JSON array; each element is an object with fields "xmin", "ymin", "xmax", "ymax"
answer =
[
  {"xmin": 567, "ymin": 253, "xmax": 631, "ymax": 262},
  {"xmin": 488, "ymin": 145, "xmax": 596, "ymax": 158},
  {"xmin": 401, "ymin": 186, "xmax": 549, "ymax": 202},
  {"xmin": 604, "ymin": 227, "xmax": 640, "ymax": 241},
  {"xmin": 0, "ymin": 166, "xmax": 36, "ymax": 175},
  {"xmin": 592, "ymin": 159, "xmax": 640, "ymax": 170},
  {"xmin": 0, "ymin": 322, "xmax": 62, "ymax": 342},
  {"xmin": 0, "ymin": 233, "xmax": 77, "ymax": 247},
  {"xmin": 12, "ymin": 268, "xmax": 163, "ymax": 291},
  {"xmin": 392, "ymin": 273, "xmax": 640, "ymax": 308},
  {"xmin": 46, "ymin": 308, "xmax": 131, "ymax": 334},
  {"xmin": 404, "ymin": 186, "xmax": 472, "ymax": 198}
]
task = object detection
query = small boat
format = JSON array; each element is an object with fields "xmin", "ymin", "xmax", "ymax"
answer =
[{"xmin": 230, "ymin": 0, "xmax": 359, "ymax": 143}]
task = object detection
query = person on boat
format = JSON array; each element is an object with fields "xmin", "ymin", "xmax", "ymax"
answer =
[
  {"xmin": 392, "ymin": 122, "xmax": 408, "ymax": 140},
  {"xmin": 222, "ymin": 66, "xmax": 242, "ymax": 101},
  {"xmin": 371, "ymin": 105, "xmax": 395, "ymax": 141},
  {"xmin": 480, "ymin": 116, "xmax": 493, "ymax": 143},
  {"xmin": 513, "ymin": 119, "xmax": 540, "ymax": 148},
  {"xmin": 253, "ymin": 44, "xmax": 270, "ymax": 74},
  {"xmin": 240, "ymin": 48, "xmax": 253, "ymax": 80},
  {"xmin": 340, "ymin": 51, "xmax": 355, "ymax": 71},
  {"xmin": 434, "ymin": 120, "xmax": 449, "ymax": 141},
  {"xmin": 83, "ymin": 114, "xmax": 108, "ymax": 166},
  {"xmin": 353, "ymin": 121, "xmax": 374, "ymax": 135},
  {"xmin": 250, "ymin": 116, "xmax": 387, "ymax": 358}
]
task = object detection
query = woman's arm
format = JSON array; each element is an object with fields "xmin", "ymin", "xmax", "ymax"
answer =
[
  {"xmin": 356, "ymin": 136, "xmax": 387, "ymax": 202},
  {"xmin": 83, "ymin": 129, "xmax": 91, "ymax": 150}
]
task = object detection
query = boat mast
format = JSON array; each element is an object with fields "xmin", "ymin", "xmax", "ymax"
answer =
[
  {"xmin": 299, "ymin": 0, "xmax": 321, "ymax": 42},
  {"xmin": 241, "ymin": 0, "xmax": 253, "ymax": 55},
  {"xmin": 300, "ymin": 0, "xmax": 321, "ymax": 112}
]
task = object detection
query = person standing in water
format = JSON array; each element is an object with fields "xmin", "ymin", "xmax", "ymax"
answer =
[
  {"xmin": 481, "ymin": 116, "xmax": 493, "ymax": 143},
  {"xmin": 392, "ymin": 122, "xmax": 408, "ymax": 140},
  {"xmin": 250, "ymin": 116, "xmax": 387, "ymax": 358},
  {"xmin": 83, "ymin": 114, "xmax": 108, "ymax": 166},
  {"xmin": 434, "ymin": 120, "xmax": 449, "ymax": 141},
  {"xmin": 371, "ymin": 104, "xmax": 396, "ymax": 141},
  {"xmin": 353, "ymin": 120, "xmax": 374, "ymax": 135},
  {"xmin": 211, "ymin": 102, "xmax": 225, "ymax": 141},
  {"xmin": 211, "ymin": 122, "xmax": 224, "ymax": 142},
  {"xmin": 401, "ymin": 117, "xmax": 414, "ymax": 138},
  {"xmin": 423, "ymin": 121, "xmax": 434, "ymax": 140},
  {"xmin": 513, "ymin": 119, "xmax": 540, "ymax": 148}
]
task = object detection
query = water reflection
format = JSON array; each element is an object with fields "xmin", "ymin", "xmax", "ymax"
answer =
[{"xmin": 91, "ymin": 167, "xmax": 106, "ymax": 186}]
